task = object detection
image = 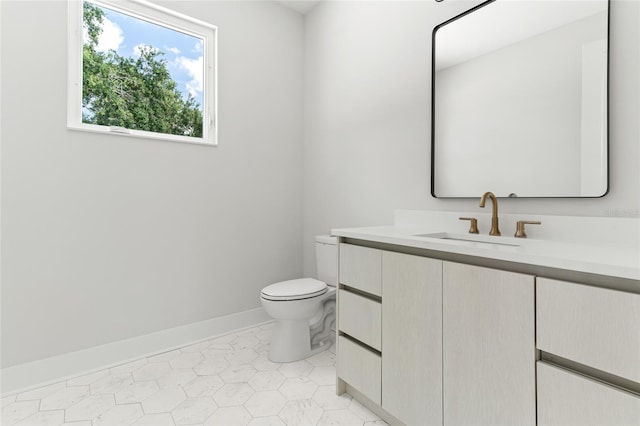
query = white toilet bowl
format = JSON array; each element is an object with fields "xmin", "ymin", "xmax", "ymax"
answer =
[{"xmin": 260, "ymin": 236, "xmax": 337, "ymax": 363}]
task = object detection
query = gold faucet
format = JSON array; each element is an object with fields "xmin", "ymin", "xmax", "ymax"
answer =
[
  {"xmin": 479, "ymin": 191, "xmax": 501, "ymax": 236},
  {"xmin": 514, "ymin": 220, "xmax": 541, "ymax": 238}
]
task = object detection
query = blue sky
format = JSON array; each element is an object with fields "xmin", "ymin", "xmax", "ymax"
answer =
[{"xmin": 86, "ymin": 2, "xmax": 204, "ymax": 110}]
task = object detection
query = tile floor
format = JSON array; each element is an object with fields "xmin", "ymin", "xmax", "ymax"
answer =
[{"xmin": 2, "ymin": 323, "xmax": 387, "ymax": 426}]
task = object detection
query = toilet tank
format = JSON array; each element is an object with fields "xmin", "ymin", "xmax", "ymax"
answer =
[{"xmin": 315, "ymin": 235, "xmax": 338, "ymax": 287}]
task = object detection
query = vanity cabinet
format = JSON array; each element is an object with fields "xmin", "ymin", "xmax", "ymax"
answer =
[
  {"xmin": 337, "ymin": 245, "xmax": 442, "ymax": 424},
  {"xmin": 337, "ymin": 244, "xmax": 383, "ymax": 405},
  {"xmin": 442, "ymin": 262, "xmax": 536, "ymax": 425},
  {"xmin": 334, "ymin": 213, "xmax": 640, "ymax": 426},
  {"xmin": 536, "ymin": 277, "xmax": 640, "ymax": 425},
  {"xmin": 337, "ymin": 243, "xmax": 536, "ymax": 426}
]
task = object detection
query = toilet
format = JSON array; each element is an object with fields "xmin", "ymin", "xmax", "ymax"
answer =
[{"xmin": 260, "ymin": 235, "xmax": 337, "ymax": 363}]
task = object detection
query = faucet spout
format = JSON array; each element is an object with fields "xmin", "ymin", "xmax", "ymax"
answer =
[{"xmin": 479, "ymin": 191, "xmax": 501, "ymax": 236}]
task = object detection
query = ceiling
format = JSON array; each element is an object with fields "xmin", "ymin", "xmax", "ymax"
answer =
[{"xmin": 277, "ymin": 1, "xmax": 322, "ymax": 14}]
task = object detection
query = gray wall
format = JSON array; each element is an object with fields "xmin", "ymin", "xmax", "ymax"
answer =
[
  {"xmin": 302, "ymin": 0, "xmax": 639, "ymax": 276},
  {"xmin": 0, "ymin": 1, "xmax": 304, "ymax": 368}
]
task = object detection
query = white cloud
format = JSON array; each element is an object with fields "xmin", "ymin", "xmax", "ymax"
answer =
[
  {"xmin": 166, "ymin": 46, "xmax": 181, "ymax": 55},
  {"xmin": 132, "ymin": 44, "xmax": 160, "ymax": 58},
  {"xmin": 132, "ymin": 44, "xmax": 145, "ymax": 57},
  {"xmin": 177, "ymin": 55, "xmax": 204, "ymax": 97},
  {"xmin": 193, "ymin": 39, "xmax": 203, "ymax": 53},
  {"xmin": 95, "ymin": 17, "xmax": 124, "ymax": 52}
]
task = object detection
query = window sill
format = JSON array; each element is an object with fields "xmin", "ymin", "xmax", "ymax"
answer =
[{"xmin": 67, "ymin": 123, "xmax": 217, "ymax": 147}]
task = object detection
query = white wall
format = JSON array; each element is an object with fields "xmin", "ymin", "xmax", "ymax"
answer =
[
  {"xmin": 0, "ymin": 0, "xmax": 304, "ymax": 369},
  {"xmin": 1, "ymin": 0, "xmax": 638, "ymax": 379},
  {"xmin": 302, "ymin": 0, "xmax": 639, "ymax": 276}
]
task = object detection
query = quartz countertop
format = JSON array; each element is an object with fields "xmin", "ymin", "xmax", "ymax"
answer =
[{"xmin": 332, "ymin": 224, "xmax": 640, "ymax": 281}]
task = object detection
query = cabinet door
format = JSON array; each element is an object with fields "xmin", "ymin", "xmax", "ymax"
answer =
[
  {"xmin": 339, "ymin": 244, "xmax": 382, "ymax": 296},
  {"xmin": 337, "ymin": 336, "xmax": 382, "ymax": 405},
  {"xmin": 538, "ymin": 362, "xmax": 640, "ymax": 425},
  {"xmin": 338, "ymin": 289, "xmax": 382, "ymax": 351},
  {"xmin": 443, "ymin": 262, "xmax": 535, "ymax": 425},
  {"xmin": 382, "ymin": 252, "xmax": 442, "ymax": 426},
  {"xmin": 537, "ymin": 278, "xmax": 640, "ymax": 382}
]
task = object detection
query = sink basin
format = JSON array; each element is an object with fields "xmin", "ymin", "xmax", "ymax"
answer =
[{"xmin": 414, "ymin": 232, "xmax": 522, "ymax": 247}]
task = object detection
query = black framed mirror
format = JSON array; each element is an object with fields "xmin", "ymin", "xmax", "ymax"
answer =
[{"xmin": 431, "ymin": 0, "xmax": 609, "ymax": 198}]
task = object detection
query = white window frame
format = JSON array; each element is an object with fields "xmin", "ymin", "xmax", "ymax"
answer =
[{"xmin": 67, "ymin": 0, "xmax": 218, "ymax": 146}]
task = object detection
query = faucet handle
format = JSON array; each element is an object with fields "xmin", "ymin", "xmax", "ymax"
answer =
[
  {"xmin": 459, "ymin": 217, "xmax": 480, "ymax": 234},
  {"xmin": 514, "ymin": 220, "xmax": 541, "ymax": 238}
]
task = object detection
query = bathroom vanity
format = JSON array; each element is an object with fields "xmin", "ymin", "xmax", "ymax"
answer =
[{"xmin": 333, "ymin": 210, "xmax": 640, "ymax": 426}]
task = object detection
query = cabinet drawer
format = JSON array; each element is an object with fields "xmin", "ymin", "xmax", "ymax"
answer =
[
  {"xmin": 338, "ymin": 290, "xmax": 382, "ymax": 351},
  {"xmin": 537, "ymin": 362, "xmax": 640, "ymax": 425},
  {"xmin": 339, "ymin": 244, "xmax": 382, "ymax": 296},
  {"xmin": 337, "ymin": 336, "xmax": 381, "ymax": 405},
  {"xmin": 537, "ymin": 278, "xmax": 640, "ymax": 382}
]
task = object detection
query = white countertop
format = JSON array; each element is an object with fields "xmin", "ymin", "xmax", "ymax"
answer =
[{"xmin": 332, "ymin": 216, "xmax": 640, "ymax": 281}]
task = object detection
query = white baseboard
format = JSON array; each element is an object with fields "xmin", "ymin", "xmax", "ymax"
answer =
[{"xmin": 1, "ymin": 307, "xmax": 271, "ymax": 396}]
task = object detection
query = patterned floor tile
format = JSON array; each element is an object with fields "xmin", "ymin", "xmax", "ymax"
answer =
[
  {"xmin": 93, "ymin": 403, "xmax": 144, "ymax": 426},
  {"xmin": 169, "ymin": 352, "xmax": 204, "ymax": 369},
  {"xmin": 170, "ymin": 397, "xmax": 217, "ymax": 425},
  {"xmin": 1, "ymin": 400, "xmax": 40, "ymax": 425},
  {"xmin": 203, "ymin": 406, "xmax": 252, "ymax": 425},
  {"xmin": 131, "ymin": 412, "xmax": 175, "ymax": 425},
  {"xmin": 307, "ymin": 366, "xmax": 337, "ymax": 386},
  {"xmin": 250, "ymin": 356, "xmax": 280, "ymax": 372},
  {"xmin": 65, "ymin": 394, "xmax": 116, "ymax": 422},
  {"xmin": 312, "ymin": 385, "xmax": 352, "ymax": 410},
  {"xmin": 348, "ymin": 399, "xmax": 382, "ymax": 422},
  {"xmin": 14, "ymin": 410, "xmax": 65, "ymax": 426},
  {"xmin": 278, "ymin": 377, "xmax": 317, "ymax": 401},
  {"xmin": 306, "ymin": 350, "xmax": 336, "ymax": 367},
  {"xmin": 248, "ymin": 416, "xmax": 285, "ymax": 425},
  {"xmin": 225, "ymin": 349, "xmax": 259, "ymax": 367},
  {"xmin": 1, "ymin": 324, "xmax": 387, "ymax": 426},
  {"xmin": 277, "ymin": 360, "xmax": 313, "ymax": 378},
  {"xmin": 114, "ymin": 380, "xmax": 159, "ymax": 405},
  {"xmin": 1, "ymin": 394, "xmax": 17, "ymax": 408},
  {"xmin": 247, "ymin": 371, "xmax": 286, "ymax": 392},
  {"xmin": 212, "ymin": 383, "xmax": 254, "ymax": 407},
  {"xmin": 140, "ymin": 388, "xmax": 187, "ymax": 414},
  {"xmin": 201, "ymin": 343, "xmax": 234, "ymax": 359},
  {"xmin": 243, "ymin": 391, "xmax": 287, "ymax": 417},
  {"xmin": 15, "ymin": 381, "xmax": 66, "ymax": 402},
  {"xmin": 132, "ymin": 362, "xmax": 172, "ymax": 382},
  {"xmin": 39, "ymin": 386, "xmax": 90, "ymax": 411},
  {"xmin": 220, "ymin": 364, "xmax": 257, "ymax": 384},
  {"xmin": 156, "ymin": 368, "xmax": 197, "ymax": 389},
  {"xmin": 90, "ymin": 373, "xmax": 134, "ymax": 395},
  {"xmin": 317, "ymin": 408, "xmax": 365, "ymax": 425},
  {"xmin": 183, "ymin": 375, "xmax": 225, "ymax": 398},
  {"xmin": 278, "ymin": 399, "xmax": 324, "ymax": 426},
  {"xmin": 193, "ymin": 357, "xmax": 229, "ymax": 376}
]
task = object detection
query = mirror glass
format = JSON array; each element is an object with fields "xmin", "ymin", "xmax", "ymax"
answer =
[{"xmin": 432, "ymin": 0, "xmax": 609, "ymax": 198}]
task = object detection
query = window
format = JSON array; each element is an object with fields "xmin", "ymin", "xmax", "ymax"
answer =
[{"xmin": 68, "ymin": 0, "xmax": 217, "ymax": 145}]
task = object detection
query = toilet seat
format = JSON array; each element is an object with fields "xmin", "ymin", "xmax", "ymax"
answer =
[{"xmin": 261, "ymin": 278, "xmax": 328, "ymax": 301}]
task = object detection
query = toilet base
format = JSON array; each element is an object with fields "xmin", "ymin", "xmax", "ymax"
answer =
[{"xmin": 268, "ymin": 319, "xmax": 333, "ymax": 363}]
